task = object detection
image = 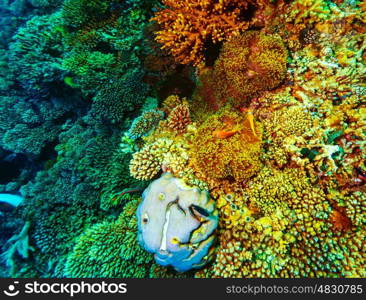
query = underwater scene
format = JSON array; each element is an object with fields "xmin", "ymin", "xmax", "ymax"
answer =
[{"xmin": 0, "ymin": 0, "xmax": 365, "ymax": 278}]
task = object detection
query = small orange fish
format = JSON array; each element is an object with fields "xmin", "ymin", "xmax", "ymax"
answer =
[{"xmin": 213, "ymin": 129, "xmax": 238, "ymax": 139}]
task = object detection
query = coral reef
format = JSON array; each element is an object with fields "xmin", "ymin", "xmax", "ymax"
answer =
[
  {"xmin": 9, "ymin": 12, "xmax": 66, "ymax": 94},
  {"xmin": 0, "ymin": 0, "xmax": 365, "ymax": 280},
  {"xmin": 64, "ymin": 198, "xmax": 182, "ymax": 278},
  {"xmin": 189, "ymin": 106, "xmax": 262, "ymax": 189},
  {"xmin": 127, "ymin": 109, "xmax": 164, "ymax": 140},
  {"xmin": 129, "ymin": 142, "xmax": 163, "ymax": 181},
  {"xmin": 0, "ymin": 95, "xmax": 81, "ymax": 156}
]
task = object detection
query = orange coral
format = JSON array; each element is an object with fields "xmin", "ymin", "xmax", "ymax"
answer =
[
  {"xmin": 152, "ymin": 0, "xmax": 268, "ymax": 66},
  {"xmin": 207, "ymin": 30, "xmax": 288, "ymax": 107},
  {"xmin": 167, "ymin": 102, "xmax": 191, "ymax": 133}
]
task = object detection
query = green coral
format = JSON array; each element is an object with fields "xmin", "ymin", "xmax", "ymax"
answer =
[
  {"xmin": 9, "ymin": 12, "xmax": 65, "ymax": 93},
  {"xmin": 64, "ymin": 198, "xmax": 181, "ymax": 278},
  {"xmin": 0, "ymin": 95, "xmax": 79, "ymax": 155},
  {"xmin": 91, "ymin": 69, "xmax": 149, "ymax": 123}
]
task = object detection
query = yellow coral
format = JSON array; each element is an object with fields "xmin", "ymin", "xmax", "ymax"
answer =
[
  {"xmin": 203, "ymin": 30, "xmax": 288, "ymax": 107},
  {"xmin": 129, "ymin": 143, "xmax": 162, "ymax": 180},
  {"xmin": 189, "ymin": 106, "xmax": 262, "ymax": 189}
]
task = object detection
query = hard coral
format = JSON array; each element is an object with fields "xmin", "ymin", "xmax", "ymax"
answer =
[
  {"xmin": 152, "ymin": 0, "xmax": 266, "ymax": 66},
  {"xmin": 208, "ymin": 30, "xmax": 288, "ymax": 107},
  {"xmin": 127, "ymin": 109, "xmax": 165, "ymax": 140},
  {"xmin": 166, "ymin": 102, "xmax": 191, "ymax": 134},
  {"xmin": 129, "ymin": 143, "xmax": 162, "ymax": 181}
]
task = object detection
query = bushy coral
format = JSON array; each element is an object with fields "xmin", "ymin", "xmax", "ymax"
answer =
[
  {"xmin": 2, "ymin": 0, "xmax": 365, "ymax": 280},
  {"xmin": 0, "ymin": 95, "xmax": 81, "ymax": 155},
  {"xmin": 202, "ymin": 30, "xmax": 288, "ymax": 108},
  {"xmin": 257, "ymin": 92, "xmax": 315, "ymax": 167},
  {"xmin": 189, "ymin": 107, "xmax": 262, "ymax": 189},
  {"xmin": 91, "ymin": 69, "xmax": 149, "ymax": 123},
  {"xmin": 99, "ymin": 149, "xmax": 145, "ymax": 210},
  {"xmin": 29, "ymin": 0, "xmax": 64, "ymax": 10},
  {"xmin": 153, "ymin": 0, "xmax": 269, "ymax": 66},
  {"xmin": 61, "ymin": 0, "xmax": 111, "ymax": 30},
  {"xmin": 64, "ymin": 198, "xmax": 181, "ymax": 278},
  {"xmin": 196, "ymin": 165, "xmax": 366, "ymax": 278},
  {"xmin": 9, "ymin": 12, "xmax": 66, "ymax": 94}
]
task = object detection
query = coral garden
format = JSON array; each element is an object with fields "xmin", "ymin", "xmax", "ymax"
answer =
[{"xmin": 0, "ymin": 0, "xmax": 365, "ymax": 278}]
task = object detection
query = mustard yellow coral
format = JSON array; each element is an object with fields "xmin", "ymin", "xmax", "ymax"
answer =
[
  {"xmin": 207, "ymin": 30, "xmax": 288, "ymax": 107},
  {"xmin": 189, "ymin": 107, "xmax": 262, "ymax": 189}
]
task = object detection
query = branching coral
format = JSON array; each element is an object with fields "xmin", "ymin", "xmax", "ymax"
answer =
[
  {"xmin": 9, "ymin": 12, "xmax": 65, "ymax": 94},
  {"xmin": 61, "ymin": 0, "xmax": 111, "ymax": 30},
  {"xmin": 1, "ymin": 221, "xmax": 34, "ymax": 277},
  {"xmin": 129, "ymin": 143, "xmax": 162, "ymax": 181},
  {"xmin": 129, "ymin": 136, "xmax": 192, "ymax": 181},
  {"xmin": 91, "ymin": 69, "xmax": 149, "ymax": 123},
  {"xmin": 152, "ymin": 0, "xmax": 268, "ymax": 66},
  {"xmin": 0, "ymin": 95, "xmax": 81, "ymax": 156},
  {"xmin": 166, "ymin": 102, "xmax": 191, "ymax": 133}
]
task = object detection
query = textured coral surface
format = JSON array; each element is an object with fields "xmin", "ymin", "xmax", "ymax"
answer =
[{"xmin": 0, "ymin": 0, "xmax": 365, "ymax": 279}]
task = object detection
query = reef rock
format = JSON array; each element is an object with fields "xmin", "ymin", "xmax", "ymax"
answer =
[{"xmin": 137, "ymin": 172, "xmax": 219, "ymax": 272}]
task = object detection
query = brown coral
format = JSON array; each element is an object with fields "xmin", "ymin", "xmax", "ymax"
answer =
[
  {"xmin": 167, "ymin": 102, "xmax": 191, "ymax": 133},
  {"xmin": 152, "ymin": 0, "xmax": 268, "ymax": 66},
  {"xmin": 206, "ymin": 30, "xmax": 288, "ymax": 107}
]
